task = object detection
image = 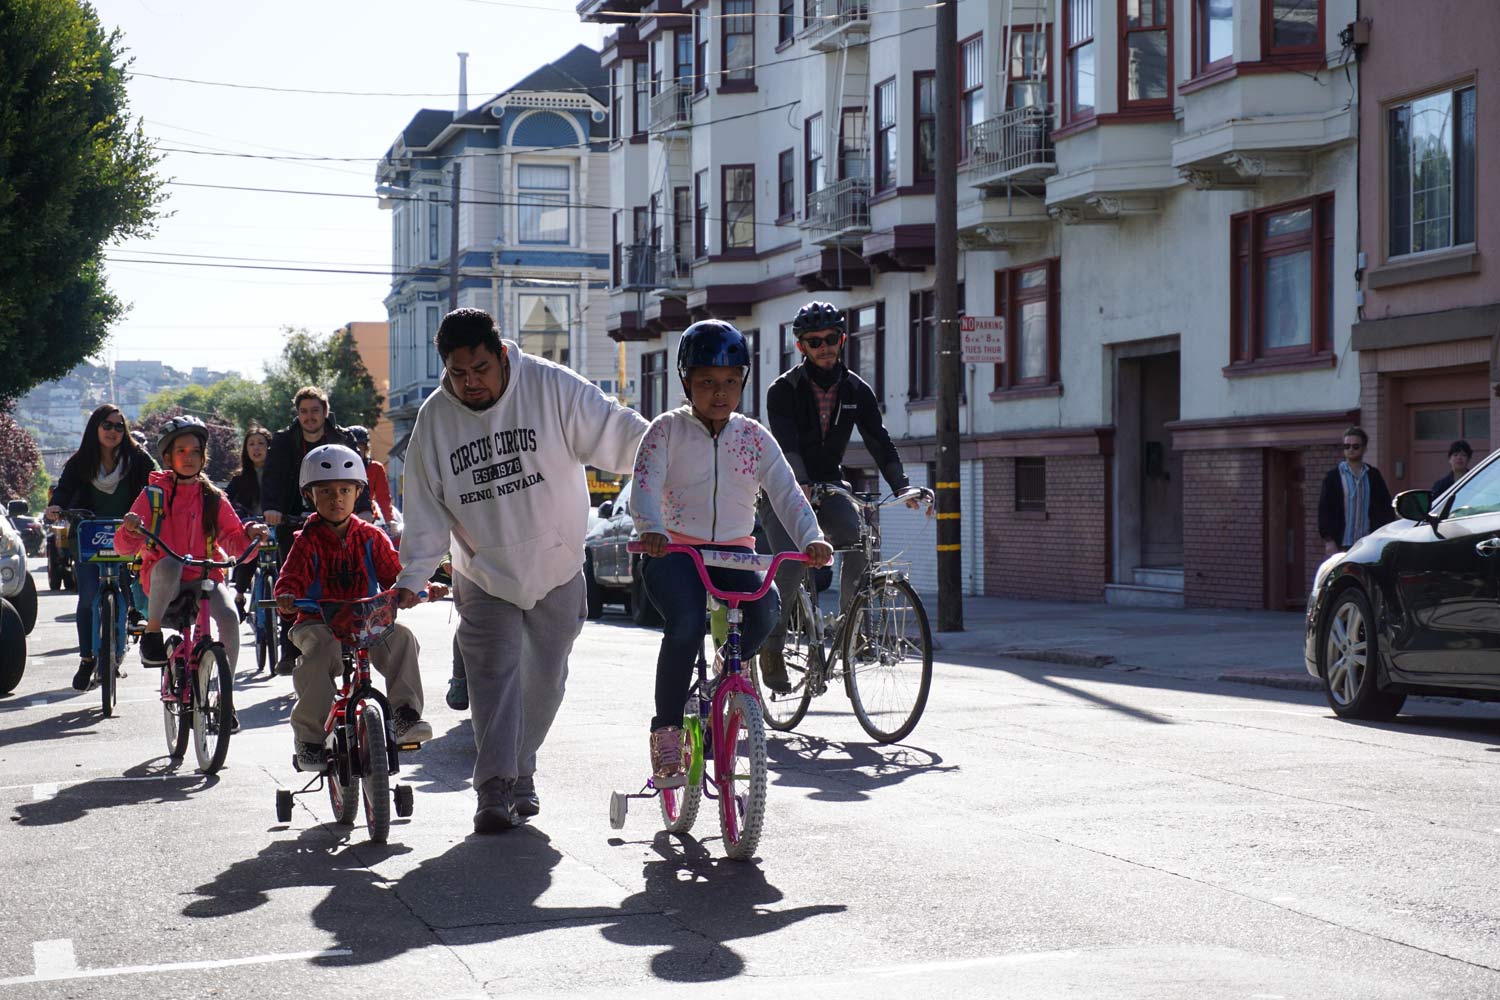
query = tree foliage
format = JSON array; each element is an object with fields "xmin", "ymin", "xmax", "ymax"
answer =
[
  {"xmin": 262, "ymin": 328, "xmax": 384, "ymax": 430},
  {"xmin": 0, "ymin": 0, "xmax": 166, "ymax": 404},
  {"xmin": 0, "ymin": 412, "xmax": 42, "ymax": 502},
  {"xmin": 141, "ymin": 376, "xmax": 278, "ymax": 431},
  {"xmin": 137, "ymin": 406, "xmax": 239, "ymax": 483}
]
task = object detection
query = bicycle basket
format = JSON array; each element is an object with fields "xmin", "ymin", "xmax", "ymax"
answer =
[
  {"xmin": 78, "ymin": 520, "xmax": 132, "ymax": 563},
  {"xmin": 312, "ymin": 593, "xmax": 400, "ymax": 649}
]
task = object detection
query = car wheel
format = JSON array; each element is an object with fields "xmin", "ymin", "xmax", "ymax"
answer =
[
  {"xmin": 0, "ymin": 598, "xmax": 27, "ymax": 695},
  {"xmin": 583, "ymin": 553, "xmax": 604, "ymax": 620},
  {"xmin": 11, "ymin": 572, "xmax": 36, "ymax": 634},
  {"xmin": 629, "ymin": 560, "xmax": 661, "ymax": 628},
  {"xmin": 1320, "ymin": 586, "xmax": 1406, "ymax": 721}
]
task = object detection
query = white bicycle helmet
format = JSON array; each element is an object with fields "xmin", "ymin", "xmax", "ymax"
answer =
[
  {"xmin": 299, "ymin": 444, "xmax": 367, "ymax": 490},
  {"xmin": 156, "ymin": 414, "xmax": 209, "ymax": 458}
]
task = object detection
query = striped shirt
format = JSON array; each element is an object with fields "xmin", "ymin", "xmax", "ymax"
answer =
[{"xmin": 1339, "ymin": 461, "xmax": 1370, "ymax": 548}]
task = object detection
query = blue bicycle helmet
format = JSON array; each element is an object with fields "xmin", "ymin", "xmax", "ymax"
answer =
[
  {"xmin": 791, "ymin": 300, "xmax": 846, "ymax": 338},
  {"xmin": 676, "ymin": 320, "xmax": 751, "ymax": 381}
]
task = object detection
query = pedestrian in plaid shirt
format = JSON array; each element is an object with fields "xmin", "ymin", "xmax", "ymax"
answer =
[{"xmin": 275, "ymin": 444, "xmax": 439, "ymax": 773}]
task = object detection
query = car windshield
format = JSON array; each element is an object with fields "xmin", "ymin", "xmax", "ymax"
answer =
[{"xmin": 1447, "ymin": 456, "xmax": 1500, "ymax": 519}]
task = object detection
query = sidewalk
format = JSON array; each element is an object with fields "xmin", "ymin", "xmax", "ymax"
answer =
[{"xmin": 926, "ymin": 593, "xmax": 1318, "ymax": 692}]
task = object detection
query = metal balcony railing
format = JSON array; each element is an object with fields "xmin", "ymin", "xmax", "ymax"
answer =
[
  {"xmin": 801, "ymin": 177, "xmax": 871, "ymax": 240},
  {"xmin": 648, "ymin": 83, "xmax": 691, "ymax": 134},
  {"xmin": 656, "ymin": 247, "xmax": 693, "ymax": 286},
  {"xmin": 621, "ymin": 243, "xmax": 659, "ymax": 290},
  {"xmin": 799, "ymin": 0, "xmax": 870, "ymax": 47},
  {"xmin": 965, "ymin": 105, "xmax": 1056, "ymax": 185}
]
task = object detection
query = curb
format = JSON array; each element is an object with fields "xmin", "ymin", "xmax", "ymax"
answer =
[
  {"xmin": 1216, "ymin": 669, "xmax": 1321, "ymax": 692},
  {"xmin": 998, "ymin": 648, "xmax": 1118, "ymax": 669}
]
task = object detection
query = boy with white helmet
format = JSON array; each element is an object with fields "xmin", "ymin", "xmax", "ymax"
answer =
[{"xmin": 274, "ymin": 444, "xmax": 437, "ymax": 771}]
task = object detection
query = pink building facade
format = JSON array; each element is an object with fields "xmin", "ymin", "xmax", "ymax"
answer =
[{"xmin": 1354, "ymin": 1, "xmax": 1500, "ymax": 493}]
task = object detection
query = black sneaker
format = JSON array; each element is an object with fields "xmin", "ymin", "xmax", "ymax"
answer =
[
  {"xmin": 139, "ymin": 631, "xmax": 168, "ymax": 668},
  {"xmin": 393, "ymin": 706, "xmax": 433, "ymax": 744},
  {"xmin": 72, "ymin": 658, "xmax": 95, "ymax": 691},
  {"xmin": 445, "ymin": 675, "xmax": 468, "ymax": 711},
  {"xmin": 473, "ymin": 777, "xmax": 523, "ymax": 833},
  {"xmin": 294, "ymin": 741, "xmax": 325, "ymax": 771},
  {"xmin": 275, "ymin": 645, "xmax": 298, "ymax": 676},
  {"xmin": 515, "ymin": 774, "xmax": 540, "ymax": 817}
]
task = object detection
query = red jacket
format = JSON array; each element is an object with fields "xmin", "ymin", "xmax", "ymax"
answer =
[
  {"xmin": 114, "ymin": 472, "xmax": 254, "ymax": 592},
  {"xmin": 367, "ymin": 460, "xmax": 397, "ymax": 524},
  {"xmin": 274, "ymin": 514, "xmax": 403, "ymax": 626}
]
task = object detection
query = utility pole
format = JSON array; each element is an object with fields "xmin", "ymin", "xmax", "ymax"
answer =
[
  {"xmin": 933, "ymin": 0, "xmax": 963, "ymax": 631},
  {"xmin": 448, "ymin": 160, "xmax": 462, "ymax": 313}
]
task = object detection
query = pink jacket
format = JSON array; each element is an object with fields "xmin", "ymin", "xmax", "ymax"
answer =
[{"xmin": 115, "ymin": 472, "xmax": 254, "ymax": 592}]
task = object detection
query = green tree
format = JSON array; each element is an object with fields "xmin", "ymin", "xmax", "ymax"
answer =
[
  {"xmin": 0, "ymin": 412, "xmax": 42, "ymax": 502},
  {"xmin": 140, "ymin": 376, "xmax": 276, "ymax": 431},
  {"xmin": 0, "ymin": 0, "xmax": 166, "ymax": 404},
  {"xmin": 263, "ymin": 328, "xmax": 384, "ymax": 430},
  {"xmin": 26, "ymin": 466, "xmax": 51, "ymax": 512},
  {"xmin": 137, "ymin": 407, "xmax": 238, "ymax": 483}
]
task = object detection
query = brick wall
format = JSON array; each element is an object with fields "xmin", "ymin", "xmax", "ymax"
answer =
[
  {"xmin": 1302, "ymin": 443, "xmax": 1343, "ymax": 595},
  {"xmin": 983, "ymin": 455, "xmax": 1108, "ymax": 601},
  {"xmin": 1183, "ymin": 449, "xmax": 1266, "ymax": 607}
]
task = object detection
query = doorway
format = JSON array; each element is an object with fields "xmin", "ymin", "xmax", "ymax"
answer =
[
  {"xmin": 1265, "ymin": 449, "xmax": 1306, "ymax": 610},
  {"xmin": 1113, "ymin": 342, "xmax": 1183, "ymax": 589}
]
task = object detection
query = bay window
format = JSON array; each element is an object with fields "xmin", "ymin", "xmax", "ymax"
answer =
[
  {"xmin": 1065, "ymin": 0, "xmax": 1095, "ymax": 122},
  {"xmin": 875, "ymin": 78, "xmax": 898, "ymax": 191},
  {"xmin": 1230, "ymin": 194, "xmax": 1335, "ymax": 366},
  {"xmin": 1121, "ymin": 0, "xmax": 1170, "ymax": 106},
  {"xmin": 516, "ymin": 164, "xmax": 570, "ymax": 244}
]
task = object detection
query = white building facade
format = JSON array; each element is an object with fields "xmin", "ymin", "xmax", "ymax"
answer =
[
  {"xmin": 377, "ymin": 46, "xmax": 617, "ymax": 491},
  {"xmin": 581, "ymin": 0, "xmax": 1362, "ymax": 610}
]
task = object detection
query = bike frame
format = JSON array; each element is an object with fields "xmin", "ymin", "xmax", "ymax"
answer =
[{"xmin": 70, "ymin": 515, "xmax": 135, "ymax": 670}]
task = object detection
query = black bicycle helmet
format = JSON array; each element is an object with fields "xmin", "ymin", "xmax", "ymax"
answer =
[
  {"xmin": 345, "ymin": 425, "xmax": 370, "ymax": 447},
  {"xmin": 791, "ymin": 300, "xmax": 846, "ymax": 338},
  {"xmin": 676, "ymin": 320, "xmax": 751, "ymax": 381}
]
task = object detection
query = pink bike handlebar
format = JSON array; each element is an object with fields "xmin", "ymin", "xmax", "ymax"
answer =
[{"xmin": 626, "ymin": 541, "xmax": 808, "ymax": 605}]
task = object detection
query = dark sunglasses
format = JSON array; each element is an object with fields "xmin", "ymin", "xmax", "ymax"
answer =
[
  {"xmin": 800, "ymin": 333, "xmax": 844, "ymax": 349},
  {"xmin": 100, "ymin": 420, "xmax": 127, "ymax": 433}
]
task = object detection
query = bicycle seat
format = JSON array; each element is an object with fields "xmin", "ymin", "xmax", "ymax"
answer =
[{"xmin": 160, "ymin": 591, "xmax": 199, "ymax": 632}]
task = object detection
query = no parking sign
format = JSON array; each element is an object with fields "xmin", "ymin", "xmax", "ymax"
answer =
[{"xmin": 960, "ymin": 316, "xmax": 1006, "ymax": 364}]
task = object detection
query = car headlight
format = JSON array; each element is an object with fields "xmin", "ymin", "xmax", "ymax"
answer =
[{"xmin": 0, "ymin": 525, "xmax": 18, "ymax": 558}]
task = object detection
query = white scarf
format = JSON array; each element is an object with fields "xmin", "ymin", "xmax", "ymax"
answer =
[{"xmin": 92, "ymin": 457, "xmax": 126, "ymax": 495}]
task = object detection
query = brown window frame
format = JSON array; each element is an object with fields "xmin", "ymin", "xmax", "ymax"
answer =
[
  {"xmin": 779, "ymin": 322, "xmax": 797, "ymax": 373},
  {"xmin": 632, "ymin": 60, "xmax": 649, "ymax": 137},
  {"xmin": 1261, "ymin": 0, "xmax": 1322, "ymax": 60},
  {"xmin": 694, "ymin": 169, "xmax": 708, "ymax": 258},
  {"xmin": 611, "ymin": 211, "xmax": 621, "ymax": 287},
  {"xmin": 642, "ymin": 349, "xmax": 669, "ymax": 418},
  {"xmin": 838, "ymin": 106, "xmax": 869, "ymax": 181},
  {"xmin": 908, "ymin": 283, "xmax": 965, "ymax": 401},
  {"xmin": 1229, "ymin": 193, "xmax": 1335, "ymax": 367},
  {"xmin": 609, "ymin": 66, "xmax": 623, "ymax": 141},
  {"xmin": 694, "ymin": 11, "xmax": 708, "ymax": 95},
  {"xmin": 1118, "ymin": 0, "xmax": 1172, "ymax": 110},
  {"xmin": 721, "ymin": 163, "xmax": 756, "ymax": 255},
  {"xmin": 721, "ymin": 0, "xmax": 756, "ymax": 90},
  {"xmin": 874, "ymin": 77, "xmax": 898, "ymax": 192},
  {"xmin": 959, "ymin": 34, "xmax": 984, "ymax": 161},
  {"xmin": 1063, "ymin": 0, "xmax": 1096, "ymax": 125},
  {"xmin": 777, "ymin": 148, "xmax": 795, "ymax": 222},
  {"xmin": 913, "ymin": 71, "xmax": 936, "ymax": 182},
  {"xmin": 1192, "ymin": 0, "xmax": 1233, "ymax": 77},
  {"xmin": 1003, "ymin": 24, "xmax": 1052, "ymax": 111},
  {"xmin": 845, "ymin": 301, "xmax": 885, "ymax": 402},
  {"xmin": 992, "ymin": 259, "xmax": 1061, "ymax": 391}
]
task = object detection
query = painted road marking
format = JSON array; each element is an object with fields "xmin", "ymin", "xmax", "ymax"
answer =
[
  {"xmin": 0, "ymin": 775, "xmax": 209, "ymax": 794},
  {"xmin": 31, "ymin": 783, "xmax": 58, "ymax": 801},
  {"xmin": 32, "ymin": 940, "xmax": 76, "ymax": 977},
  {"xmin": 0, "ymin": 947, "xmax": 352, "ymax": 987}
]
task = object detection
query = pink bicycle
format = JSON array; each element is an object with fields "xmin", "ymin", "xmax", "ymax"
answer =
[{"xmin": 610, "ymin": 542, "xmax": 807, "ymax": 861}]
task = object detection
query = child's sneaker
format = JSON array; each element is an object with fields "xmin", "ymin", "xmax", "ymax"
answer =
[
  {"xmin": 393, "ymin": 706, "xmax": 433, "ymax": 744},
  {"xmin": 446, "ymin": 674, "xmax": 468, "ymax": 711},
  {"xmin": 294, "ymin": 741, "xmax": 325, "ymax": 771},
  {"xmin": 139, "ymin": 631, "xmax": 168, "ymax": 668},
  {"xmin": 649, "ymin": 726, "xmax": 686, "ymax": 788}
]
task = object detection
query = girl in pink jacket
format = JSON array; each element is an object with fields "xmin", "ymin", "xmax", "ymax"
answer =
[{"xmin": 115, "ymin": 416, "xmax": 267, "ymax": 671}]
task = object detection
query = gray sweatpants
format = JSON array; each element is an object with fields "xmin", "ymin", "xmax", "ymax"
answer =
[
  {"xmin": 147, "ymin": 558, "xmax": 240, "ymax": 670},
  {"xmin": 453, "ymin": 569, "xmax": 586, "ymax": 790},
  {"xmin": 289, "ymin": 621, "xmax": 424, "ymax": 744},
  {"xmin": 759, "ymin": 490, "xmax": 863, "ymax": 649}
]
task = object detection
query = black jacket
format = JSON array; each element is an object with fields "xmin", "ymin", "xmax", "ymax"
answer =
[
  {"xmin": 765, "ymin": 361, "xmax": 908, "ymax": 492},
  {"xmin": 1432, "ymin": 471, "xmax": 1457, "ymax": 496},
  {"xmin": 1317, "ymin": 464, "xmax": 1394, "ymax": 546},
  {"xmin": 51, "ymin": 448, "xmax": 156, "ymax": 518},
  {"xmin": 261, "ymin": 421, "xmax": 370, "ymax": 517}
]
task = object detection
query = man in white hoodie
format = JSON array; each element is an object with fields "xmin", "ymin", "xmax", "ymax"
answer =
[{"xmin": 395, "ymin": 308, "xmax": 648, "ymax": 833}]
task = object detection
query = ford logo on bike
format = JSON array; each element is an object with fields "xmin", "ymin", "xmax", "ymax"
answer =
[{"xmin": 92, "ymin": 530, "xmax": 114, "ymax": 547}]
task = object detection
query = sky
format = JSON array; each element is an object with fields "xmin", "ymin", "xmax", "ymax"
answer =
[{"xmin": 95, "ymin": 0, "xmax": 604, "ymax": 381}]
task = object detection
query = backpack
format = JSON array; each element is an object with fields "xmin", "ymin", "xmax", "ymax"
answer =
[{"xmin": 145, "ymin": 478, "xmax": 220, "ymax": 557}]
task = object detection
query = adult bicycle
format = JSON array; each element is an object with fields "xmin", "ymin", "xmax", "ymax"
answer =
[
  {"xmin": 247, "ymin": 537, "xmax": 282, "ymax": 674},
  {"xmin": 63, "ymin": 509, "xmax": 143, "ymax": 717},
  {"xmin": 610, "ymin": 542, "xmax": 807, "ymax": 861},
  {"xmin": 269, "ymin": 590, "xmax": 426, "ymax": 844},
  {"xmin": 750, "ymin": 484, "xmax": 935, "ymax": 744},
  {"xmin": 135, "ymin": 525, "xmax": 259, "ymax": 774}
]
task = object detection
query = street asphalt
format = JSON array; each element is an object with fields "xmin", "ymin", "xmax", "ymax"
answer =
[{"xmin": 3, "ymin": 565, "xmax": 1499, "ymax": 999}]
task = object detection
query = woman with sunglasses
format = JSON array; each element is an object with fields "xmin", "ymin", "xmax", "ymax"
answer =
[{"xmin": 45, "ymin": 404, "xmax": 157, "ymax": 690}]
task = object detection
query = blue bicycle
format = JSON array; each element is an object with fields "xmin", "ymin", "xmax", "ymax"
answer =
[
  {"xmin": 66, "ymin": 511, "xmax": 142, "ymax": 717},
  {"xmin": 248, "ymin": 539, "xmax": 280, "ymax": 674}
]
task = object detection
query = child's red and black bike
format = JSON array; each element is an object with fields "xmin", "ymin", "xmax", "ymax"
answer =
[
  {"xmin": 265, "ymin": 590, "xmax": 425, "ymax": 844},
  {"xmin": 133, "ymin": 525, "xmax": 260, "ymax": 774},
  {"xmin": 610, "ymin": 543, "xmax": 808, "ymax": 861}
]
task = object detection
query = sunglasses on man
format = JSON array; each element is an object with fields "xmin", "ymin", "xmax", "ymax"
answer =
[{"xmin": 800, "ymin": 333, "xmax": 844, "ymax": 349}]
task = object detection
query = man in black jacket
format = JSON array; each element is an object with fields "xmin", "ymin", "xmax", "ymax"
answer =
[
  {"xmin": 261, "ymin": 386, "xmax": 368, "ymax": 668},
  {"xmin": 1431, "ymin": 439, "xmax": 1473, "ymax": 496},
  {"xmin": 1317, "ymin": 425, "xmax": 1394, "ymax": 557},
  {"xmin": 759, "ymin": 301, "xmax": 916, "ymax": 690}
]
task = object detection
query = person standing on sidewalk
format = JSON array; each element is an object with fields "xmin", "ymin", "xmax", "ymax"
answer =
[
  {"xmin": 395, "ymin": 308, "xmax": 647, "ymax": 833},
  {"xmin": 1317, "ymin": 426, "xmax": 1393, "ymax": 556},
  {"xmin": 758, "ymin": 301, "xmax": 918, "ymax": 692},
  {"xmin": 1430, "ymin": 439, "xmax": 1473, "ymax": 495}
]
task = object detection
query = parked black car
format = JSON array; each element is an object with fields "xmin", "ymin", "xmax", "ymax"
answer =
[
  {"xmin": 1305, "ymin": 446, "xmax": 1500, "ymax": 719},
  {"xmin": 7, "ymin": 501, "xmax": 43, "ymax": 557},
  {"xmin": 584, "ymin": 479, "xmax": 660, "ymax": 627}
]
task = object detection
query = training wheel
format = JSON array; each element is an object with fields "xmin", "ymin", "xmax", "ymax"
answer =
[
  {"xmin": 275, "ymin": 789, "xmax": 293, "ymax": 823},
  {"xmin": 609, "ymin": 790, "xmax": 628, "ymax": 830},
  {"xmin": 393, "ymin": 784, "xmax": 414, "ymax": 818}
]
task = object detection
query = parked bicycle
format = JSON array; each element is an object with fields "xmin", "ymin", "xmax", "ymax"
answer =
[
  {"xmin": 134, "ymin": 524, "xmax": 259, "ymax": 773},
  {"xmin": 269, "ymin": 590, "xmax": 426, "ymax": 844},
  {"xmin": 62, "ymin": 510, "xmax": 143, "ymax": 717},
  {"xmin": 610, "ymin": 542, "xmax": 808, "ymax": 861},
  {"xmin": 750, "ymin": 484, "xmax": 935, "ymax": 744}
]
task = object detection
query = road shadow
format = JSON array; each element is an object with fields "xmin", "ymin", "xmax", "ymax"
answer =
[
  {"xmin": 11, "ymin": 757, "xmax": 217, "ymax": 827},
  {"xmin": 0, "ymin": 706, "xmax": 107, "ymax": 748},
  {"xmin": 232, "ymin": 689, "xmax": 294, "ymax": 731},
  {"xmin": 0, "ymin": 685, "xmax": 77, "ymax": 709},
  {"xmin": 396, "ymin": 718, "xmax": 475, "ymax": 795},
  {"xmin": 766, "ymin": 732, "xmax": 957, "ymax": 802},
  {"xmin": 1337, "ymin": 711, "xmax": 1500, "ymax": 749},
  {"xmin": 600, "ymin": 832, "xmax": 847, "ymax": 981}
]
